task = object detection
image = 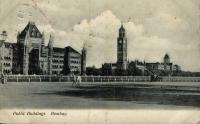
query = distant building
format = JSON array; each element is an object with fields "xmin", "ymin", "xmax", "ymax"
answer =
[
  {"xmin": 63, "ymin": 46, "xmax": 81, "ymax": 75},
  {"xmin": 117, "ymin": 23, "xmax": 128, "ymax": 71},
  {"xmin": 102, "ymin": 24, "xmax": 128, "ymax": 76},
  {"xmin": 146, "ymin": 53, "xmax": 181, "ymax": 75},
  {"xmin": 102, "ymin": 63, "xmax": 117, "ymax": 76}
]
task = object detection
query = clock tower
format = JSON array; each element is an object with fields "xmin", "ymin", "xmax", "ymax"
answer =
[{"xmin": 117, "ymin": 23, "xmax": 127, "ymax": 70}]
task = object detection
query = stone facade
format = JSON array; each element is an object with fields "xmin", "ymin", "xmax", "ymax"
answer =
[
  {"xmin": 63, "ymin": 46, "xmax": 81, "ymax": 75},
  {"xmin": 0, "ymin": 22, "xmax": 82, "ymax": 75}
]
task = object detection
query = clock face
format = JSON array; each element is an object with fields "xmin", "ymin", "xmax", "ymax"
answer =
[{"xmin": 119, "ymin": 40, "xmax": 122, "ymax": 43}]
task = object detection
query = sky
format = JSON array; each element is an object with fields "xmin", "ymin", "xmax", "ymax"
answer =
[{"xmin": 0, "ymin": 0, "xmax": 200, "ymax": 71}]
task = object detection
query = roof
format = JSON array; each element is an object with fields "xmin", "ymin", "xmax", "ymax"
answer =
[
  {"xmin": 146, "ymin": 62, "xmax": 161, "ymax": 65},
  {"xmin": 65, "ymin": 46, "xmax": 80, "ymax": 54},
  {"xmin": 119, "ymin": 24, "xmax": 125, "ymax": 32},
  {"xmin": 18, "ymin": 21, "xmax": 42, "ymax": 38},
  {"xmin": 53, "ymin": 47, "xmax": 64, "ymax": 53},
  {"xmin": 0, "ymin": 41, "xmax": 16, "ymax": 48},
  {"xmin": 164, "ymin": 53, "xmax": 170, "ymax": 59}
]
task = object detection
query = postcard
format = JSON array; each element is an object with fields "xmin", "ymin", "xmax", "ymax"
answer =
[{"xmin": 0, "ymin": 0, "xmax": 200, "ymax": 123}]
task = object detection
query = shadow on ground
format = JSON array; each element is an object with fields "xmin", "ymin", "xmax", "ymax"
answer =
[{"xmin": 35, "ymin": 87, "xmax": 200, "ymax": 107}]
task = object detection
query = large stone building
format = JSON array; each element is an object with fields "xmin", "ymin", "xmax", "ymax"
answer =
[
  {"xmin": 0, "ymin": 22, "xmax": 83, "ymax": 75},
  {"xmin": 146, "ymin": 53, "xmax": 181, "ymax": 75}
]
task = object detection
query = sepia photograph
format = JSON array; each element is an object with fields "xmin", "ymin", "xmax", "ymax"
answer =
[{"xmin": 0, "ymin": 0, "xmax": 200, "ymax": 123}]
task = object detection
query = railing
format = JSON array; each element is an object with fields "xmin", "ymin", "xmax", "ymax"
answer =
[
  {"xmin": 2, "ymin": 75, "xmax": 200, "ymax": 83},
  {"xmin": 161, "ymin": 76, "xmax": 200, "ymax": 82},
  {"xmin": 4, "ymin": 75, "xmax": 151, "ymax": 83}
]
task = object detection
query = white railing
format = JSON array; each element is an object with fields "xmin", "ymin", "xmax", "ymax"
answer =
[
  {"xmin": 4, "ymin": 75, "xmax": 151, "ymax": 82},
  {"xmin": 3, "ymin": 75, "xmax": 200, "ymax": 83}
]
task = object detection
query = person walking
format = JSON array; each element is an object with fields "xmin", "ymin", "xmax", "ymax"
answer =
[
  {"xmin": 72, "ymin": 74, "xmax": 77, "ymax": 87},
  {"xmin": 1, "ymin": 74, "xmax": 4, "ymax": 84},
  {"xmin": 77, "ymin": 76, "xmax": 82, "ymax": 86}
]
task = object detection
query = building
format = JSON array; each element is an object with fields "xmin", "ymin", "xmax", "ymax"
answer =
[
  {"xmin": 102, "ymin": 63, "xmax": 117, "ymax": 76},
  {"xmin": 0, "ymin": 22, "xmax": 83, "ymax": 75},
  {"xmin": 146, "ymin": 53, "xmax": 181, "ymax": 76},
  {"xmin": 117, "ymin": 24, "xmax": 128, "ymax": 70},
  {"xmin": 0, "ymin": 40, "xmax": 13, "ymax": 75},
  {"xmin": 63, "ymin": 46, "xmax": 81, "ymax": 75},
  {"xmin": 0, "ymin": 31, "xmax": 14, "ymax": 75},
  {"xmin": 102, "ymin": 24, "xmax": 128, "ymax": 76}
]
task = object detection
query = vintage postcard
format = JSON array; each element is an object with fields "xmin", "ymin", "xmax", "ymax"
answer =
[{"xmin": 0, "ymin": 0, "xmax": 200, "ymax": 123}]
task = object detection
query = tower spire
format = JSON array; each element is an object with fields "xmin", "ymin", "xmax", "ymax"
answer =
[
  {"xmin": 41, "ymin": 32, "xmax": 45, "ymax": 45},
  {"xmin": 48, "ymin": 34, "xmax": 54, "ymax": 48}
]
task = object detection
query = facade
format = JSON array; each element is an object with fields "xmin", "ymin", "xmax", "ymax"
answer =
[
  {"xmin": 0, "ymin": 22, "xmax": 83, "ymax": 75},
  {"xmin": 146, "ymin": 62, "xmax": 165, "ymax": 72},
  {"xmin": 17, "ymin": 21, "xmax": 45, "ymax": 75},
  {"xmin": 63, "ymin": 46, "xmax": 81, "ymax": 75},
  {"xmin": 51, "ymin": 47, "xmax": 64, "ymax": 75},
  {"xmin": 0, "ymin": 40, "xmax": 13, "ymax": 75},
  {"xmin": 0, "ymin": 31, "xmax": 14, "ymax": 75}
]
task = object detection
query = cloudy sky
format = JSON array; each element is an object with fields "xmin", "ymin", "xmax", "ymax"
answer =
[{"xmin": 0, "ymin": 0, "xmax": 200, "ymax": 71}]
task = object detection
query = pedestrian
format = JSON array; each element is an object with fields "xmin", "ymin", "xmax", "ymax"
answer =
[
  {"xmin": 77, "ymin": 76, "xmax": 82, "ymax": 86},
  {"xmin": 72, "ymin": 74, "xmax": 77, "ymax": 87},
  {"xmin": 1, "ymin": 74, "xmax": 4, "ymax": 84}
]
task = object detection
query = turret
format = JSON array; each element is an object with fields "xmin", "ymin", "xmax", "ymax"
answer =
[
  {"xmin": 47, "ymin": 34, "xmax": 54, "ymax": 75},
  {"xmin": 41, "ymin": 32, "xmax": 45, "ymax": 46},
  {"xmin": 81, "ymin": 44, "xmax": 87, "ymax": 75},
  {"xmin": 48, "ymin": 34, "xmax": 54, "ymax": 49},
  {"xmin": 0, "ymin": 31, "xmax": 7, "ymax": 41},
  {"xmin": 164, "ymin": 53, "xmax": 170, "ymax": 64}
]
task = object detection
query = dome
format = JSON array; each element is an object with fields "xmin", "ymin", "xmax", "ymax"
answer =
[
  {"xmin": 164, "ymin": 54, "xmax": 169, "ymax": 59},
  {"xmin": 119, "ymin": 24, "xmax": 125, "ymax": 32}
]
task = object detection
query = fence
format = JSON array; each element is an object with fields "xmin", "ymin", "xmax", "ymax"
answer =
[
  {"xmin": 161, "ymin": 76, "xmax": 200, "ymax": 82},
  {"xmin": 3, "ymin": 75, "xmax": 200, "ymax": 83},
  {"xmin": 5, "ymin": 75, "xmax": 150, "ymax": 83}
]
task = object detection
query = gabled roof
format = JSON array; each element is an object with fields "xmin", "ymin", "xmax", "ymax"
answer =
[
  {"xmin": 65, "ymin": 46, "xmax": 80, "ymax": 54},
  {"xmin": 119, "ymin": 24, "xmax": 125, "ymax": 32},
  {"xmin": 18, "ymin": 21, "xmax": 42, "ymax": 38},
  {"xmin": 164, "ymin": 53, "xmax": 170, "ymax": 59},
  {"xmin": 53, "ymin": 47, "xmax": 64, "ymax": 53}
]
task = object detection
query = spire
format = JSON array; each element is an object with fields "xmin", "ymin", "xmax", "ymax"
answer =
[
  {"xmin": 119, "ymin": 21, "xmax": 125, "ymax": 32},
  {"xmin": 119, "ymin": 21, "xmax": 125, "ymax": 38},
  {"xmin": 48, "ymin": 34, "xmax": 54, "ymax": 48},
  {"xmin": 164, "ymin": 53, "xmax": 169, "ymax": 59},
  {"xmin": 41, "ymin": 32, "xmax": 45, "ymax": 45},
  {"xmin": 24, "ymin": 28, "xmax": 30, "ymax": 46}
]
